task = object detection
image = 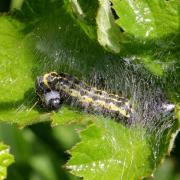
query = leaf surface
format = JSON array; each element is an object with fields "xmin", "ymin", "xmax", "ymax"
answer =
[{"xmin": 67, "ymin": 118, "xmax": 179, "ymax": 179}]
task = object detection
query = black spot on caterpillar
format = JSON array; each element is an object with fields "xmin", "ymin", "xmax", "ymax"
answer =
[{"xmin": 35, "ymin": 72, "xmax": 134, "ymax": 122}]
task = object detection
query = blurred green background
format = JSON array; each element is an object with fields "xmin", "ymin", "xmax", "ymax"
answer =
[
  {"xmin": 0, "ymin": 0, "xmax": 180, "ymax": 179},
  {"xmin": 0, "ymin": 122, "xmax": 81, "ymax": 180}
]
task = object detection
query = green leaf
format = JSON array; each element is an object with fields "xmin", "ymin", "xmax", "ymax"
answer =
[
  {"xmin": 0, "ymin": 16, "xmax": 50, "ymax": 127},
  {"xmin": 96, "ymin": 0, "xmax": 122, "ymax": 53},
  {"xmin": 67, "ymin": 120, "xmax": 152, "ymax": 179},
  {"xmin": 65, "ymin": 0, "xmax": 122, "ymax": 53},
  {"xmin": 66, "ymin": 118, "xmax": 179, "ymax": 179},
  {"xmin": 51, "ymin": 106, "xmax": 96, "ymax": 126},
  {"xmin": 112, "ymin": 0, "xmax": 179, "ymax": 39},
  {"xmin": 111, "ymin": 0, "xmax": 180, "ymax": 76},
  {"xmin": 0, "ymin": 142, "xmax": 14, "ymax": 180}
]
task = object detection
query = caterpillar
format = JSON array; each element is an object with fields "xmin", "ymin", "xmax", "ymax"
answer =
[{"xmin": 35, "ymin": 72, "xmax": 134, "ymax": 122}]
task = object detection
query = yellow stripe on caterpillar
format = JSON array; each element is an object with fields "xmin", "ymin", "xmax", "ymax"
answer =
[{"xmin": 43, "ymin": 73, "xmax": 51, "ymax": 88}]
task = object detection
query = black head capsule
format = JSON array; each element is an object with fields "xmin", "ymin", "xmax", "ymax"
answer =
[
  {"xmin": 35, "ymin": 74, "xmax": 62, "ymax": 111},
  {"xmin": 44, "ymin": 90, "xmax": 62, "ymax": 111}
]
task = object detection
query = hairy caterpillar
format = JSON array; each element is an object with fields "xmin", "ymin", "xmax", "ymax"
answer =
[{"xmin": 35, "ymin": 72, "xmax": 134, "ymax": 122}]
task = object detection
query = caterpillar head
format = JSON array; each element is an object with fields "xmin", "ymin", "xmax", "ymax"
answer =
[
  {"xmin": 35, "ymin": 75, "xmax": 62, "ymax": 111},
  {"xmin": 44, "ymin": 90, "xmax": 61, "ymax": 111}
]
